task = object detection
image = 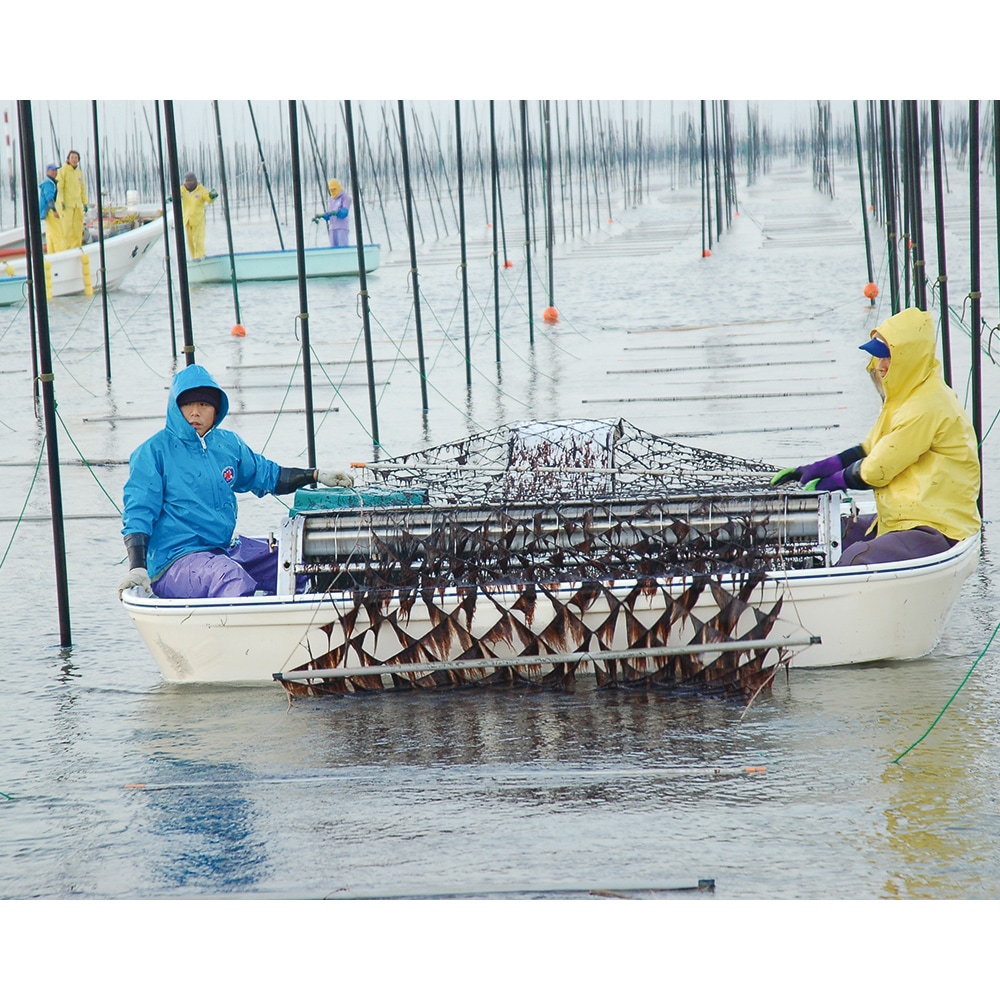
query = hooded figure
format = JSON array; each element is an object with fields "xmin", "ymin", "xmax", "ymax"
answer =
[
  {"xmin": 771, "ymin": 307, "xmax": 980, "ymax": 565},
  {"xmin": 118, "ymin": 364, "xmax": 354, "ymax": 599},
  {"xmin": 317, "ymin": 177, "xmax": 352, "ymax": 247}
]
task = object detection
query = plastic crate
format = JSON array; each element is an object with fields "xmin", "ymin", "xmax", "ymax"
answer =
[{"xmin": 291, "ymin": 484, "xmax": 428, "ymax": 515}]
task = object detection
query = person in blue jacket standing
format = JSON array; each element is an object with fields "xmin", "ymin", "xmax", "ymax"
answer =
[
  {"xmin": 117, "ymin": 365, "xmax": 353, "ymax": 600},
  {"xmin": 39, "ymin": 163, "xmax": 63, "ymax": 251}
]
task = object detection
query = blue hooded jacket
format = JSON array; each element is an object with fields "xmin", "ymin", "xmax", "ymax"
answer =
[{"xmin": 121, "ymin": 365, "xmax": 281, "ymax": 580}]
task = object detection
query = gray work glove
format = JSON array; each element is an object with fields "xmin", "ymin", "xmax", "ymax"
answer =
[
  {"xmin": 316, "ymin": 469, "xmax": 354, "ymax": 487},
  {"xmin": 118, "ymin": 567, "xmax": 152, "ymax": 599}
]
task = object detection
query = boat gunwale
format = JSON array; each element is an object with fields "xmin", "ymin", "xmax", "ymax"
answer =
[{"xmin": 121, "ymin": 531, "xmax": 981, "ymax": 617}]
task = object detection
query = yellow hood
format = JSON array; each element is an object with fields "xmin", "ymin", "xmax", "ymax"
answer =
[{"xmin": 328, "ymin": 178, "xmax": 342, "ymax": 197}]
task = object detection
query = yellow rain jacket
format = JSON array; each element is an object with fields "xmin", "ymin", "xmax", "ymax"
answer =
[
  {"xmin": 180, "ymin": 183, "xmax": 215, "ymax": 259},
  {"xmin": 56, "ymin": 162, "xmax": 88, "ymax": 250},
  {"xmin": 859, "ymin": 307, "xmax": 981, "ymax": 541}
]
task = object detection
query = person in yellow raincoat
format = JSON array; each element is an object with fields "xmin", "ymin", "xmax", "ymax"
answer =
[
  {"xmin": 55, "ymin": 150, "xmax": 88, "ymax": 250},
  {"xmin": 179, "ymin": 172, "xmax": 218, "ymax": 260},
  {"xmin": 771, "ymin": 307, "xmax": 980, "ymax": 565}
]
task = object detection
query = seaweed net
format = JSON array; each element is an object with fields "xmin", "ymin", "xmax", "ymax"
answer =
[
  {"xmin": 363, "ymin": 418, "xmax": 781, "ymax": 505},
  {"xmin": 279, "ymin": 421, "xmax": 803, "ymax": 703}
]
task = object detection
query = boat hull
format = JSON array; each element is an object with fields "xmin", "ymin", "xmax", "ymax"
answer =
[
  {"xmin": 121, "ymin": 533, "xmax": 980, "ymax": 684},
  {"xmin": 186, "ymin": 244, "xmax": 380, "ymax": 283},
  {"xmin": 0, "ymin": 217, "xmax": 165, "ymax": 298}
]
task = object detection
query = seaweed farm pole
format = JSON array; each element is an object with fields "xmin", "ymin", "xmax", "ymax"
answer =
[
  {"xmin": 287, "ymin": 101, "xmax": 317, "ymax": 466},
  {"xmin": 490, "ymin": 100, "xmax": 501, "ymax": 363},
  {"xmin": 17, "ymin": 100, "xmax": 71, "ymax": 646},
  {"xmin": 150, "ymin": 102, "xmax": 177, "ymax": 360},
  {"xmin": 852, "ymin": 101, "xmax": 875, "ymax": 287},
  {"xmin": 968, "ymin": 100, "xmax": 983, "ymax": 514},
  {"xmin": 211, "ymin": 100, "xmax": 243, "ymax": 333},
  {"xmin": 247, "ymin": 100, "xmax": 284, "ymax": 250},
  {"xmin": 930, "ymin": 101, "xmax": 953, "ymax": 386},
  {"xmin": 16, "ymin": 120, "xmax": 40, "ymax": 412},
  {"xmin": 163, "ymin": 101, "xmax": 196, "ymax": 365},
  {"xmin": 906, "ymin": 101, "xmax": 927, "ymax": 311},
  {"xmin": 398, "ymin": 101, "xmax": 429, "ymax": 410},
  {"xmin": 343, "ymin": 101, "xmax": 380, "ymax": 453},
  {"xmin": 90, "ymin": 101, "xmax": 112, "ymax": 381},
  {"xmin": 519, "ymin": 100, "xmax": 535, "ymax": 345},
  {"xmin": 544, "ymin": 100, "xmax": 555, "ymax": 318},
  {"xmin": 879, "ymin": 100, "xmax": 900, "ymax": 313},
  {"xmin": 455, "ymin": 101, "xmax": 472, "ymax": 386}
]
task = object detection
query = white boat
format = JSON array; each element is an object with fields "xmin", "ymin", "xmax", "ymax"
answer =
[
  {"xmin": 120, "ymin": 420, "xmax": 980, "ymax": 693},
  {"xmin": 0, "ymin": 274, "xmax": 27, "ymax": 307},
  {"xmin": 0, "ymin": 211, "xmax": 165, "ymax": 300},
  {"xmin": 185, "ymin": 243, "xmax": 381, "ymax": 283}
]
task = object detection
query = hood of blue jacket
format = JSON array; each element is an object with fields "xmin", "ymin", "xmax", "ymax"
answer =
[{"xmin": 166, "ymin": 365, "xmax": 230, "ymax": 440}]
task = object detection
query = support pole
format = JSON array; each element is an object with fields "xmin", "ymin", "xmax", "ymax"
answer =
[
  {"xmin": 17, "ymin": 100, "xmax": 71, "ymax": 647},
  {"xmin": 212, "ymin": 99, "xmax": 242, "ymax": 332},
  {"xmin": 930, "ymin": 100, "xmax": 952, "ymax": 386},
  {"xmin": 455, "ymin": 101, "xmax": 472, "ymax": 386},
  {"xmin": 343, "ymin": 100, "xmax": 380, "ymax": 456},
  {"xmin": 968, "ymin": 100, "xmax": 983, "ymax": 516},
  {"xmin": 288, "ymin": 100, "xmax": 317, "ymax": 467},
  {"xmin": 162, "ymin": 100, "xmax": 196, "ymax": 365},
  {"xmin": 398, "ymin": 100, "xmax": 429, "ymax": 410},
  {"xmin": 91, "ymin": 101, "xmax": 111, "ymax": 380}
]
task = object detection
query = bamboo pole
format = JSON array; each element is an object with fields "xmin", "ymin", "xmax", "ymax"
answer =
[
  {"xmin": 248, "ymin": 100, "xmax": 284, "ymax": 250},
  {"xmin": 519, "ymin": 100, "xmax": 534, "ymax": 345},
  {"xmin": 852, "ymin": 100, "xmax": 875, "ymax": 288},
  {"xmin": 90, "ymin": 101, "xmax": 112, "ymax": 381},
  {"xmin": 968, "ymin": 100, "xmax": 983, "ymax": 515},
  {"xmin": 162, "ymin": 100, "xmax": 196, "ymax": 365},
  {"xmin": 490, "ymin": 100, "xmax": 501, "ymax": 364},
  {"xmin": 930, "ymin": 100, "xmax": 952, "ymax": 386},
  {"xmin": 343, "ymin": 101, "xmax": 379, "ymax": 458},
  {"xmin": 288, "ymin": 100, "xmax": 317, "ymax": 466},
  {"xmin": 17, "ymin": 100, "xmax": 71, "ymax": 646},
  {"xmin": 212, "ymin": 100, "xmax": 242, "ymax": 332},
  {"xmin": 397, "ymin": 100, "xmax": 429, "ymax": 410},
  {"xmin": 455, "ymin": 101, "xmax": 472, "ymax": 386},
  {"xmin": 149, "ymin": 102, "xmax": 177, "ymax": 360}
]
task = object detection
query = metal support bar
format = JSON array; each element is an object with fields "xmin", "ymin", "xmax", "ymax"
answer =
[{"xmin": 273, "ymin": 636, "xmax": 820, "ymax": 682}]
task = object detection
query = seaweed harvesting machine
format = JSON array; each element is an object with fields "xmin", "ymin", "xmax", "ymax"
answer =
[{"xmin": 121, "ymin": 419, "xmax": 979, "ymax": 699}]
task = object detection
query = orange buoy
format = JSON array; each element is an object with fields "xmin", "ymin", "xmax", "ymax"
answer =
[
  {"xmin": 543, "ymin": 306, "xmax": 559, "ymax": 323},
  {"xmin": 231, "ymin": 324, "xmax": 247, "ymax": 337},
  {"xmin": 702, "ymin": 249, "xmax": 712, "ymax": 258},
  {"xmin": 503, "ymin": 259, "xmax": 513, "ymax": 269},
  {"xmin": 863, "ymin": 282, "xmax": 879, "ymax": 301}
]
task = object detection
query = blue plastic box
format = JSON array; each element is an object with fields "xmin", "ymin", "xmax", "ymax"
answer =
[{"xmin": 291, "ymin": 484, "xmax": 428, "ymax": 515}]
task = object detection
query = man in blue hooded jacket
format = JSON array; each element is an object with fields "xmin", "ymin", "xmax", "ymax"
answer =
[{"xmin": 118, "ymin": 365, "xmax": 353, "ymax": 600}]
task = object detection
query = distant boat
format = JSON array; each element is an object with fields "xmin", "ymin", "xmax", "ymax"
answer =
[
  {"xmin": 185, "ymin": 243, "xmax": 381, "ymax": 283},
  {"xmin": 0, "ymin": 274, "xmax": 27, "ymax": 307},
  {"xmin": 0, "ymin": 211, "xmax": 166, "ymax": 301}
]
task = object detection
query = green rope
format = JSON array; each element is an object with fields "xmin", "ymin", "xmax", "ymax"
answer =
[
  {"xmin": 892, "ymin": 616, "xmax": 1000, "ymax": 764},
  {"xmin": 54, "ymin": 408, "xmax": 123, "ymax": 516},
  {"xmin": 0, "ymin": 437, "xmax": 45, "ymax": 576}
]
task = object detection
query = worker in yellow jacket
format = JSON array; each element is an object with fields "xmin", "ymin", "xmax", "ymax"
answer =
[
  {"xmin": 771, "ymin": 307, "xmax": 981, "ymax": 565},
  {"xmin": 56, "ymin": 150, "xmax": 88, "ymax": 250},
  {"xmin": 180, "ymin": 172, "xmax": 218, "ymax": 260}
]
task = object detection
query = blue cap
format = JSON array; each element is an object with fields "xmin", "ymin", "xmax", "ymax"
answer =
[
  {"xmin": 859, "ymin": 337, "xmax": 890, "ymax": 358},
  {"xmin": 45, "ymin": 163, "xmax": 58, "ymax": 172}
]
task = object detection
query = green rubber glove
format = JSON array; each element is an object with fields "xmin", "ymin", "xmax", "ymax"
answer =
[
  {"xmin": 801, "ymin": 478, "xmax": 821, "ymax": 492},
  {"xmin": 769, "ymin": 467, "xmax": 800, "ymax": 487}
]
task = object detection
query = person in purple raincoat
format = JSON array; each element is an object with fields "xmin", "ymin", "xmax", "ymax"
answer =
[
  {"xmin": 117, "ymin": 364, "xmax": 354, "ymax": 600},
  {"xmin": 312, "ymin": 177, "xmax": 352, "ymax": 247}
]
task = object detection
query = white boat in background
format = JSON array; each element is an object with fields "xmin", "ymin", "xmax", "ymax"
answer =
[
  {"xmin": 120, "ymin": 420, "xmax": 980, "ymax": 693},
  {"xmin": 0, "ymin": 208, "xmax": 166, "ymax": 300},
  {"xmin": 185, "ymin": 243, "xmax": 380, "ymax": 283}
]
